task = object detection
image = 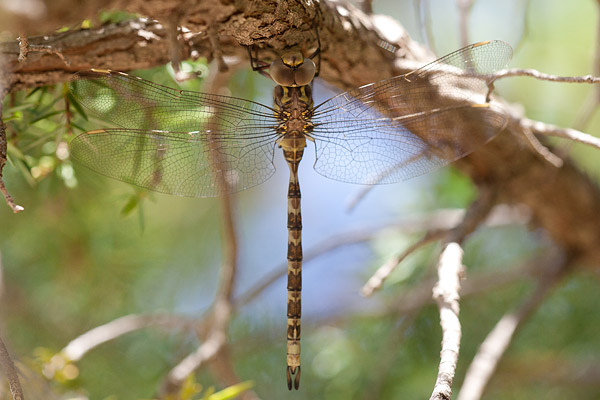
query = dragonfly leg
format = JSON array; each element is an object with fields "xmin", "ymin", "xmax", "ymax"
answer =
[
  {"xmin": 247, "ymin": 45, "xmax": 272, "ymax": 80},
  {"xmin": 307, "ymin": 25, "xmax": 321, "ymax": 77}
]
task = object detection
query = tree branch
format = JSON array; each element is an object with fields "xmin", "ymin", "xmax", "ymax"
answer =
[
  {"xmin": 0, "ymin": 335, "xmax": 24, "ymax": 400},
  {"xmin": 60, "ymin": 313, "xmax": 199, "ymax": 362},
  {"xmin": 430, "ymin": 242, "xmax": 464, "ymax": 400}
]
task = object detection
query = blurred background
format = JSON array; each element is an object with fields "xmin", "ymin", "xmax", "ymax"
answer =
[{"xmin": 1, "ymin": 0, "xmax": 600, "ymax": 398}]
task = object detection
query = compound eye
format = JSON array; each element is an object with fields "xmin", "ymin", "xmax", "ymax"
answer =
[
  {"xmin": 270, "ymin": 58, "xmax": 295, "ymax": 86},
  {"xmin": 294, "ymin": 59, "xmax": 316, "ymax": 86}
]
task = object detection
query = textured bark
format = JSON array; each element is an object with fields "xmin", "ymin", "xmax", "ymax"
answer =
[{"xmin": 1, "ymin": 0, "xmax": 599, "ymax": 269}]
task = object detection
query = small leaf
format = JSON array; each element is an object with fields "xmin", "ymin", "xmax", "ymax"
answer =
[
  {"xmin": 67, "ymin": 92, "xmax": 89, "ymax": 121},
  {"xmin": 31, "ymin": 110, "xmax": 63, "ymax": 123},
  {"xmin": 208, "ymin": 381, "xmax": 254, "ymax": 400},
  {"xmin": 121, "ymin": 195, "xmax": 139, "ymax": 216}
]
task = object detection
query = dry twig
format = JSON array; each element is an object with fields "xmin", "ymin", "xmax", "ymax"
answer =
[
  {"xmin": 0, "ymin": 335, "xmax": 24, "ymax": 400},
  {"xmin": 60, "ymin": 314, "xmax": 199, "ymax": 362},
  {"xmin": 491, "ymin": 68, "xmax": 600, "ymax": 85},
  {"xmin": 17, "ymin": 34, "xmax": 70, "ymax": 66},
  {"xmin": 521, "ymin": 117, "xmax": 600, "ymax": 151},
  {"xmin": 362, "ymin": 188, "xmax": 498, "ymax": 297},
  {"xmin": 520, "ymin": 123, "xmax": 563, "ymax": 168},
  {"xmin": 430, "ymin": 242, "xmax": 464, "ymax": 400},
  {"xmin": 361, "ymin": 229, "xmax": 446, "ymax": 297},
  {"xmin": 428, "ymin": 188, "xmax": 496, "ymax": 400},
  {"xmin": 0, "ymin": 94, "xmax": 24, "ymax": 213}
]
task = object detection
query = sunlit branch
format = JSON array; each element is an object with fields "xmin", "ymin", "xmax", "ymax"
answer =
[
  {"xmin": 361, "ymin": 229, "xmax": 446, "ymax": 297},
  {"xmin": 362, "ymin": 188, "xmax": 499, "ymax": 297},
  {"xmin": 429, "ymin": 242, "xmax": 464, "ymax": 400},
  {"xmin": 457, "ymin": 253, "xmax": 570, "ymax": 400},
  {"xmin": 428, "ymin": 188, "xmax": 496, "ymax": 399},
  {"xmin": 520, "ymin": 122, "xmax": 563, "ymax": 168},
  {"xmin": 521, "ymin": 117, "xmax": 600, "ymax": 151},
  {"xmin": 491, "ymin": 68, "xmax": 600, "ymax": 85},
  {"xmin": 0, "ymin": 335, "xmax": 24, "ymax": 400},
  {"xmin": 60, "ymin": 313, "xmax": 199, "ymax": 362}
]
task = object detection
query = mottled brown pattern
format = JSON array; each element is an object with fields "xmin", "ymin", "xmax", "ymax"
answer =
[
  {"xmin": 287, "ymin": 214, "xmax": 302, "ymax": 229},
  {"xmin": 287, "ymin": 271, "xmax": 302, "ymax": 289},
  {"xmin": 274, "ymin": 78, "xmax": 314, "ymax": 389},
  {"xmin": 287, "ymin": 293, "xmax": 302, "ymax": 318}
]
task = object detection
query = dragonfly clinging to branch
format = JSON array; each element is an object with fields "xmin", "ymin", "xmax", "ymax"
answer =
[{"xmin": 69, "ymin": 39, "xmax": 512, "ymax": 390}]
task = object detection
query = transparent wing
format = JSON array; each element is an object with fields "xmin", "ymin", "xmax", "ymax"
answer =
[
  {"xmin": 71, "ymin": 128, "xmax": 277, "ymax": 197},
  {"xmin": 311, "ymin": 40, "xmax": 512, "ymax": 184},
  {"xmin": 69, "ymin": 70, "xmax": 280, "ymax": 197}
]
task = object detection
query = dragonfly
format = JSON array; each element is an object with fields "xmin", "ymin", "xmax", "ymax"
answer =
[{"xmin": 69, "ymin": 39, "xmax": 512, "ymax": 390}]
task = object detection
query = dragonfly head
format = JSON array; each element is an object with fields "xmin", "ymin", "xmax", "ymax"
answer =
[{"xmin": 270, "ymin": 51, "xmax": 316, "ymax": 87}]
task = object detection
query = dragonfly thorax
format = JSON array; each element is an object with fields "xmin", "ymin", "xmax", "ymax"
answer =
[{"xmin": 274, "ymin": 84, "xmax": 314, "ymax": 157}]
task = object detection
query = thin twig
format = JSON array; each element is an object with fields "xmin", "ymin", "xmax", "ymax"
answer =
[
  {"xmin": 17, "ymin": 34, "xmax": 70, "ymax": 66},
  {"xmin": 361, "ymin": 229, "xmax": 446, "ymax": 297},
  {"xmin": 491, "ymin": 68, "xmax": 600, "ymax": 85},
  {"xmin": 0, "ymin": 335, "xmax": 24, "ymax": 400},
  {"xmin": 394, "ymin": 256, "xmax": 539, "ymax": 317},
  {"xmin": 521, "ymin": 117, "xmax": 600, "ymax": 151},
  {"xmin": 520, "ymin": 122, "xmax": 563, "ymax": 168},
  {"xmin": 208, "ymin": 25, "xmax": 228, "ymax": 73},
  {"xmin": 60, "ymin": 314, "xmax": 199, "ymax": 362},
  {"xmin": 429, "ymin": 242, "xmax": 464, "ymax": 400},
  {"xmin": 0, "ymin": 93, "xmax": 24, "ymax": 213},
  {"xmin": 428, "ymin": 188, "xmax": 496, "ymax": 400},
  {"xmin": 324, "ymin": 255, "xmax": 539, "ymax": 325},
  {"xmin": 457, "ymin": 253, "xmax": 570, "ymax": 400},
  {"xmin": 363, "ymin": 188, "xmax": 498, "ymax": 297},
  {"xmin": 167, "ymin": 13, "xmax": 183, "ymax": 78}
]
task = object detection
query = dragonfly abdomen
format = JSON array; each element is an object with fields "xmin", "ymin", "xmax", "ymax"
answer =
[
  {"xmin": 285, "ymin": 150, "xmax": 303, "ymax": 390},
  {"xmin": 276, "ymin": 83, "xmax": 313, "ymax": 390}
]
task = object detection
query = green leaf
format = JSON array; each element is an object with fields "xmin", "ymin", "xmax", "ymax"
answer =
[
  {"xmin": 31, "ymin": 110, "xmax": 63, "ymax": 123},
  {"xmin": 99, "ymin": 10, "xmax": 139, "ymax": 24},
  {"xmin": 67, "ymin": 91, "xmax": 89, "ymax": 121},
  {"xmin": 121, "ymin": 194, "xmax": 139, "ymax": 216},
  {"xmin": 70, "ymin": 122, "xmax": 88, "ymax": 133},
  {"xmin": 208, "ymin": 381, "xmax": 254, "ymax": 400}
]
